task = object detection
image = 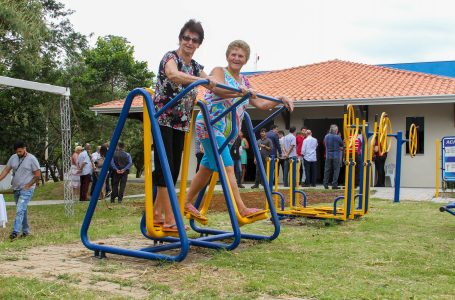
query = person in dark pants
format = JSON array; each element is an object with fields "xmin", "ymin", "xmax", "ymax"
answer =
[
  {"xmin": 266, "ymin": 125, "xmax": 282, "ymax": 161},
  {"xmin": 103, "ymin": 143, "xmax": 112, "ymax": 198},
  {"xmin": 266, "ymin": 125, "xmax": 282, "ymax": 185},
  {"xmin": 251, "ymin": 128, "xmax": 272, "ymax": 188},
  {"xmin": 230, "ymin": 135, "xmax": 243, "ymax": 188},
  {"xmin": 277, "ymin": 130, "xmax": 286, "ymax": 180},
  {"xmin": 90, "ymin": 146, "xmax": 101, "ymax": 196},
  {"xmin": 77, "ymin": 143, "xmax": 93, "ymax": 201},
  {"xmin": 301, "ymin": 130, "xmax": 318, "ymax": 187},
  {"xmin": 323, "ymin": 125, "xmax": 344, "ymax": 189},
  {"xmin": 373, "ymin": 145, "xmax": 387, "ymax": 187},
  {"xmin": 110, "ymin": 142, "xmax": 132, "ymax": 203},
  {"xmin": 195, "ymin": 138, "xmax": 204, "ymax": 173}
]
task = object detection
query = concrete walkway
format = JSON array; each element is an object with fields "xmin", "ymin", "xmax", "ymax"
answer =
[{"xmin": 4, "ymin": 184, "xmax": 451, "ymax": 206}]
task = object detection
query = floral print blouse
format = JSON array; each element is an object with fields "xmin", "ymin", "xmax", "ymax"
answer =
[{"xmin": 153, "ymin": 51, "xmax": 204, "ymax": 132}]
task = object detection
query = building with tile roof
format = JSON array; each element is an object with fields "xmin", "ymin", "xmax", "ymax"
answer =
[{"xmin": 91, "ymin": 60, "xmax": 455, "ymax": 187}]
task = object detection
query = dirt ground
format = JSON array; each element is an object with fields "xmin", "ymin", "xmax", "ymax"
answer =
[
  {"xmin": 0, "ymin": 237, "xmax": 224, "ymax": 299},
  {"xmin": 0, "ymin": 189, "xmax": 342, "ymax": 299}
]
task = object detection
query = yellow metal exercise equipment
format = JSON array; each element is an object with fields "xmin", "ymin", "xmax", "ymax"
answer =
[{"xmin": 268, "ymin": 105, "xmax": 362, "ymax": 221}]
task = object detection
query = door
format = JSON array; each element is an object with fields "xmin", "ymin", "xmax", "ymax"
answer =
[{"xmin": 303, "ymin": 118, "xmax": 344, "ymax": 184}]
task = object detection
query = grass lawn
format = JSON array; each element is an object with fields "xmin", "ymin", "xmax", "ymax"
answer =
[
  {"xmin": 0, "ymin": 196, "xmax": 454, "ymax": 299},
  {"xmin": 0, "ymin": 180, "xmax": 146, "ymax": 201}
]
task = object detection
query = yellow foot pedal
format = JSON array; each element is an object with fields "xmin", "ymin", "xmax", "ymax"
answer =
[{"xmin": 184, "ymin": 211, "xmax": 209, "ymax": 225}]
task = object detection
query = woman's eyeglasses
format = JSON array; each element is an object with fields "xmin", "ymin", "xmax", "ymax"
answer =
[{"xmin": 182, "ymin": 35, "xmax": 200, "ymax": 44}]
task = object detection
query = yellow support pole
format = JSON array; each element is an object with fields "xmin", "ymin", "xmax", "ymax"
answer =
[
  {"xmin": 343, "ymin": 114, "xmax": 349, "ymax": 221},
  {"xmin": 265, "ymin": 158, "xmax": 271, "ymax": 210},
  {"xmin": 436, "ymin": 139, "xmax": 440, "ymax": 198},
  {"xmin": 178, "ymin": 110, "xmax": 196, "ymax": 215},
  {"xmin": 143, "ymin": 96, "xmax": 177, "ymax": 237},
  {"xmin": 349, "ymin": 118, "xmax": 359, "ymax": 220},
  {"xmin": 296, "ymin": 159, "xmax": 300, "ymax": 190},
  {"xmin": 143, "ymin": 101, "xmax": 155, "ymax": 234},
  {"xmin": 221, "ymin": 163, "xmax": 268, "ymax": 226},
  {"xmin": 289, "ymin": 159, "xmax": 294, "ymax": 209},
  {"xmin": 360, "ymin": 120, "xmax": 368, "ymax": 216},
  {"xmin": 199, "ymin": 172, "xmax": 218, "ymax": 216},
  {"xmin": 274, "ymin": 158, "xmax": 279, "ymax": 209},
  {"xmin": 367, "ymin": 121, "xmax": 378, "ymax": 213}
]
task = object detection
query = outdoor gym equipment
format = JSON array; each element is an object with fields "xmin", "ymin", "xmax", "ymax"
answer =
[
  {"xmin": 266, "ymin": 105, "xmax": 364, "ymax": 221},
  {"xmin": 81, "ymin": 80, "xmax": 288, "ymax": 262},
  {"xmin": 267, "ymin": 104, "xmax": 420, "ymax": 221},
  {"xmin": 376, "ymin": 112, "xmax": 419, "ymax": 202}
]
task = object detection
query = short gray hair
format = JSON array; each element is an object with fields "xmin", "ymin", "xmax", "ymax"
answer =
[
  {"xmin": 226, "ymin": 40, "xmax": 250, "ymax": 61},
  {"xmin": 329, "ymin": 124, "xmax": 338, "ymax": 134}
]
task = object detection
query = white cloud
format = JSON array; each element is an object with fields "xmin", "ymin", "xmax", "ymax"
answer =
[{"xmin": 60, "ymin": 0, "xmax": 455, "ymax": 73}]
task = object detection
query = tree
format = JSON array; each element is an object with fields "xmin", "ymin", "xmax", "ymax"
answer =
[
  {"xmin": 0, "ymin": 0, "xmax": 48, "ymax": 77},
  {"xmin": 0, "ymin": 1, "xmax": 153, "ymax": 181},
  {"xmin": 83, "ymin": 35, "xmax": 154, "ymax": 101},
  {"xmin": 70, "ymin": 35, "xmax": 154, "ymax": 172}
]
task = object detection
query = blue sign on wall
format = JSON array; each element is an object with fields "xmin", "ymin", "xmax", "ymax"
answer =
[{"xmin": 442, "ymin": 136, "xmax": 455, "ymax": 181}]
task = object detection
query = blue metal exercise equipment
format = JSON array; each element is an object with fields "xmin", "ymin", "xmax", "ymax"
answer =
[{"xmin": 80, "ymin": 80, "xmax": 287, "ymax": 262}]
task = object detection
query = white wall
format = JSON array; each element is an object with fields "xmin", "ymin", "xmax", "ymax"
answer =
[{"xmin": 368, "ymin": 103, "xmax": 453, "ymax": 187}]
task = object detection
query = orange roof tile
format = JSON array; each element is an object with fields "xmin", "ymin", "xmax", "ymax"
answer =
[
  {"xmin": 91, "ymin": 59, "xmax": 455, "ymax": 111},
  {"xmin": 92, "ymin": 95, "xmax": 144, "ymax": 109},
  {"xmin": 248, "ymin": 59, "xmax": 455, "ymax": 100}
]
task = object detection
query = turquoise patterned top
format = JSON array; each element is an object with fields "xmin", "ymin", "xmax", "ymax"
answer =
[{"xmin": 195, "ymin": 68, "xmax": 250, "ymax": 145}]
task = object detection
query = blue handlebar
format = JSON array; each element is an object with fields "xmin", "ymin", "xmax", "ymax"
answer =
[{"xmin": 156, "ymin": 79, "xmax": 285, "ymax": 120}]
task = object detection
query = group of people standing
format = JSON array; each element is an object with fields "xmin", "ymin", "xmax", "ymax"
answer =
[
  {"xmin": 230, "ymin": 122, "xmax": 388, "ymax": 191},
  {"xmin": 278, "ymin": 126, "xmax": 319, "ymax": 188},
  {"xmin": 70, "ymin": 142, "xmax": 132, "ymax": 203}
]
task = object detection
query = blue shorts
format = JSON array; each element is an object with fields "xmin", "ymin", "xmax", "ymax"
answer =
[{"xmin": 200, "ymin": 136, "xmax": 233, "ymax": 171}]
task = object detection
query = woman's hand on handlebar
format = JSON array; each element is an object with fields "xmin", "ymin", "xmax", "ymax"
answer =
[
  {"xmin": 205, "ymin": 76, "xmax": 217, "ymax": 90},
  {"xmin": 239, "ymin": 85, "xmax": 257, "ymax": 99},
  {"xmin": 279, "ymin": 96, "xmax": 294, "ymax": 112}
]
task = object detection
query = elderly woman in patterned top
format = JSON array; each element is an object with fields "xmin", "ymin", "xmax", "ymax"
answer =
[
  {"xmin": 153, "ymin": 19, "xmax": 216, "ymax": 232},
  {"xmin": 184, "ymin": 40, "xmax": 294, "ymax": 222}
]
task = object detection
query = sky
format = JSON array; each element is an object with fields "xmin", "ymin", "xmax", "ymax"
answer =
[{"xmin": 60, "ymin": 0, "xmax": 455, "ymax": 74}]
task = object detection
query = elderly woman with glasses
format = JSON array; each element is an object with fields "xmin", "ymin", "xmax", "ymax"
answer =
[
  {"xmin": 184, "ymin": 40, "xmax": 294, "ymax": 222},
  {"xmin": 153, "ymin": 19, "xmax": 215, "ymax": 232}
]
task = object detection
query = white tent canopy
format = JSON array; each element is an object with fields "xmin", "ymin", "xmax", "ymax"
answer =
[{"xmin": 0, "ymin": 76, "xmax": 74, "ymax": 215}]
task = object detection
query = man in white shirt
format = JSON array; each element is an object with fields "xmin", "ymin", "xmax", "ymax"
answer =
[
  {"xmin": 282, "ymin": 127, "xmax": 297, "ymax": 187},
  {"xmin": 77, "ymin": 143, "xmax": 93, "ymax": 201},
  {"xmin": 301, "ymin": 130, "xmax": 318, "ymax": 187}
]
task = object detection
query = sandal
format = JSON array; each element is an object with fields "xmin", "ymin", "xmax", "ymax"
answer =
[
  {"xmin": 184, "ymin": 203, "xmax": 208, "ymax": 222},
  {"xmin": 162, "ymin": 224, "xmax": 189, "ymax": 232},
  {"xmin": 240, "ymin": 207, "xmax": 265, "ymax": 218},
  {"xmin": 153, "ymin": 217, "xmax": 164, "ymax": 227}
]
